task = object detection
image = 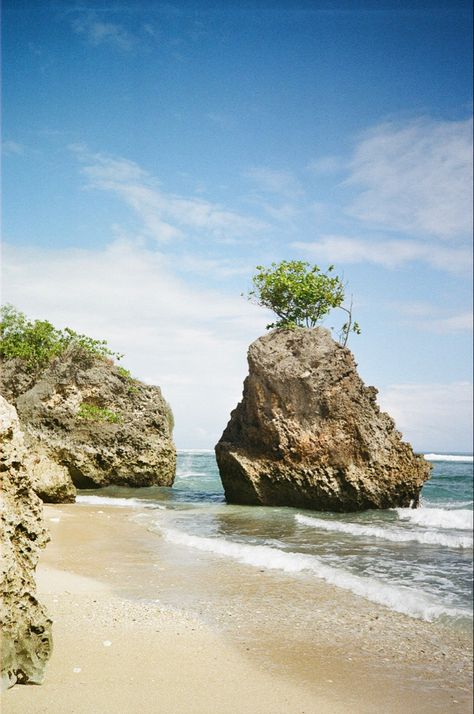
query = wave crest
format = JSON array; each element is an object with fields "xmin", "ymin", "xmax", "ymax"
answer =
[
  {"xmin": 423, "ymin": 453, "xmax": 473, "ymax": 462},
  {"xmin": 76, "ymin": 495, "xmax": 163, "ymax": 509},
  {"xmin": 295, "ymin": 514, "xmax": 472, "ymax": 549},
  {"xmin": 395, "ymin": 507, "xmax": 473, "ymax": 531},
  {"xmin": 160, "ymin": 526, "xmax": 470, "ymax": 623}
]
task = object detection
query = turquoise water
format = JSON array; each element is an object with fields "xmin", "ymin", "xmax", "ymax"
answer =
[{"xmin": 78, "ymin": 451, "xmax": 473, "ymax": 628}]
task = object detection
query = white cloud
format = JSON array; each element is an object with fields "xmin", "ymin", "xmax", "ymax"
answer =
[
  {"xmin": 307, "ymin": 155, "xmax": 344, "ymax": 174},
  {"xmin": 2, "ymin": 241, "xmax": 270, "ymax": 449},
  {"xmin": 378, "ymin": 382, "xmax": 473, "ymax": 452},
  {"xmin": 3, "ymin": 240, "xmax": 470, "ymax": 451},
  {"xmin": 72, "ymin": 15, "xmax": 134, "ymax": 51},
  {"xmin": 388, "ymin": 302, "xmax": 473, "ymax": 333},
  {"xmin": 2, "ymin": 140, "xmax": 26, "ymax": 156},
  {"xmin": 427, "ymin": 312, "xmax": 473, "ymax": 333},
  {"xmin": 205, "ymin": 112, "xmax": 236, "ymax": 129},
  {"xmin": 293, "ymin": 234, "xmax": 472, "ymax": 273},
  {"xmin": 72, "ymin": 146, "xmax": 267, "ymax": 242},
  {"xmin": 245, "ymin": 167, "xmax": 303, "ymax": 198},
  {"xmin": 347, "ymin": 117, "xmax": 473, "ymax": 240},
  {"xmin": 177, "ymin": 254, "xmax": 252, "ymax": 279}
]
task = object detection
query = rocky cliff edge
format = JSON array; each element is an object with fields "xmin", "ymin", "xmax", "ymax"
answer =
[
  {"xmin": 0, "ymin": 395, "xmax": 52, "ymax": 688},
  {"xmin": 0, "ymin": 346, "xmax": 176, "ymax": 502}
]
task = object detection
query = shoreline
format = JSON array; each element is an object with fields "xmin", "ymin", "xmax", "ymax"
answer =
[{"xmin": 2, "ymin": 503, "xmax": 472, "ymax": 714}]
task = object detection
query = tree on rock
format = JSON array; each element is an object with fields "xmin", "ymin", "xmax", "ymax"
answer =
[{"xmin": 246, "ymin": 260, "xmax": 360, "ymax": 343}]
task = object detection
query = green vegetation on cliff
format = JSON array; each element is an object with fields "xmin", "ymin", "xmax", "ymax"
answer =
[
  {"xmin": 77, "ymin": 402, "xmax": 121, "ymax": 424},
  {"xmin": 0, "ymin": 305, "xmax": 123, "ymax": 370}
]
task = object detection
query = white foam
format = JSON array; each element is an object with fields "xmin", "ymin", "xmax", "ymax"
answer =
[
  {"xmin": 177, "ymin": 449, "xmax": 214, "ymax": 453},
  {"xmin": 160, "ymin": 527, "xmax": 469, "ymax": 622},
  {"xmin": 423, "ymin": 453, "xmax": 473, "ymax": 462},
  {"xmin": 76, "ymin": 495, "xmax": 162, "ymax": 509},
  {"xmin": 295, "ymin": 514, "xmax": 472, "ymax": 549},
  {"xmin": 395, "ymin": 507, "xmax": 473, "ymax": 531},
  {"xmin": 176, "ymin": 471, "xmax": 207, "ymax": 479}
]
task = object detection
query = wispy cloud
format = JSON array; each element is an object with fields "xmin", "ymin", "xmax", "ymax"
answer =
[
  {"xmin": 2, "ymin": 240, "xmax": 270, "ymax": 449},
  {"xmin": 428, "ymin": 312, "xmax": 473, "ymax": 333},
  {"xmin": 2, "ymin": 140, "xmax": 26, "ymax": 156},
  {"xmin": 346, "ymin": 117, "xmax": 473, "ymax": 240},
  {"xmin": 378, "ymin": 382, "xmax": 473, "ymax": 452},
  {"xmin": 307, "ymin": 155, "xmax": 344, "ymax": 175},
  {"xmin": 205, "ymin": 112, "xmax": 236, "ymax": 130},
  {"xmin": 389, "ymin": 301, "xmax": 473, "ymax": 333},
  {"xmin": 71, "ymin": 145, "xmax": 268, "ymax": 242},
  {"xmin": 293, "ymin": 235, "xmax": 472, "ymax": 274},
  {"xmin": 245, "ymin": 167, "xmax": 303, "ymax": 199},
  {"xmin": 71, "ymin": 14, "xmax": 135, "ymax": 51}
]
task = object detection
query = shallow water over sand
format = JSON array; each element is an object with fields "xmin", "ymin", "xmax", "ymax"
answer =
[{"xmin": 78, "ymin": 451, "xmax": 473, "ymax": 628}]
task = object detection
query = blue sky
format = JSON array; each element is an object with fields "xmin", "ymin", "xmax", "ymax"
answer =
[{"xmin": 2, "ymin": 0, "xmax": 473, "ymax": 450}]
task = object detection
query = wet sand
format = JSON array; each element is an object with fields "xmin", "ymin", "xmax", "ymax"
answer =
[{"xmin": 2, "ymin": 503, "xmax": 472, "ymax": 714}]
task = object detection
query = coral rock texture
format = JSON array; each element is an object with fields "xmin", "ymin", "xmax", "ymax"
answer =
[
  {"xmin": 215, "ymin": 328, "xmax": 430, "ymax": 511},
  {"xmin": 0, "ymin": 347, "xmax": 176, "ymax": 501},
  {"xmin": 0, "ymin": 395, "xmax": 52, "ymax": 688}
]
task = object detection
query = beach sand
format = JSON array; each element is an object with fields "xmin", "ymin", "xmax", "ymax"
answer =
[{"xmin": 2, "ymin": 503, "xmax": 472, "ymax": 714}]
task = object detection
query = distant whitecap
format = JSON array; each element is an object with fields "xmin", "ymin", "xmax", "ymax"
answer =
[
  {"xmin": 76, "ymin": 495, "xmax": 163, "ymax": 509},
  {"xmin": 395, "ymin": 507, "xmax": 473, "ymax": 531},
  {"xmin": 295, "ymin": 514, "xmax": 472, "ymax": 549},
  {"xmin": 423, "ymin": 453, "xmax": 473, "ymax": 463}
]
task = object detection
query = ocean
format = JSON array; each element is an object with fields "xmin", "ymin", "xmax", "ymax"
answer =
[{"xmin": 77, "ymin": 451, "xmax": 473, "ymax": 630}]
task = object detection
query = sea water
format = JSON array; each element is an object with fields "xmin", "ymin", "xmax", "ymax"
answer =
[{"xmin": 78, "ymin": 451, "xmax": 473, "ymax": 628}]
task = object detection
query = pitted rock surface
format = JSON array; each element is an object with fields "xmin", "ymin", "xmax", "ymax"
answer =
[
  {"xmin": 215, "ymin": 328, "xmax": 430, "ymax": 511},
  {"xmin": 0, "ymin": 396, "xmax": 52, "ymax": 688},
  {"xmin": 0, "ymin": 347, "xmax": 176, "ymax": 501}
]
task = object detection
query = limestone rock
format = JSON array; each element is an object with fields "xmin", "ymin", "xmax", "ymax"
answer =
[
  {"xmin": 24, "ymin": 440, "xmax": 76, "ymax": 504},
  {"xmin": 0, "ymin": 346, "xmax": 176, "ymax": 500},
  {"xmin": 0, "ymin": 396, "xmax": 52, "ymax": 688},
  {"xmin": 215, "ymin": 328, "xmax": 430, "ymax": 511}
]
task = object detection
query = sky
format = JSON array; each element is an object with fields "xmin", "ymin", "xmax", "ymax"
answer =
[{"xmin": 1, "ymin": 0, "xmax": 473, "ymax": 451}]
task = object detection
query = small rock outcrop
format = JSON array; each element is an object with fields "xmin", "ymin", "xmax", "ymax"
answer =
[
  {"xmin": 0, "ymin": 396, "xmax": 52, "ymax": 688},
  {"xmin": 215, "ymin": 328, "xmax": 430, "ymax": 511},
  {"xmin": 0, "ymin": 347, "xmax": 176, "ymax": 501}
]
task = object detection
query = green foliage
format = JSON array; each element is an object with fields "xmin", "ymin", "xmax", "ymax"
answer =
[
  {"xmin": 246, "ymin": 261, "xmax": 345, "ymax": 330},
  {"xmin": 62, "ymin": 327, "xmax": 123, "ymax": 362},
  {"xmin": 77, "ymin": 402, "xmax": 121, "ymax": 424},
  {"xmin": 0, "ymin": 305, "xmax": 64, "ymax": 369},
  {"xmin": 117, "ymin": 365, "xmax": 139, "ymax": 394},
  {"xmin": 117, "ymin": 366, "xmax": 132, "ymax": 380},
  {"xmin": 245, "ymin": 261, "xmax": 361, "ymax": 344},
  {"xmin": 0, "ymin": 305, "xmax": 123, "ymax": 370}
]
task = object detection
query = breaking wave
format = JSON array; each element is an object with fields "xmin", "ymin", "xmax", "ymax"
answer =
[
  {"xmin": 177, "ymin": 449, "xmax": 215, "ymax": 454},
  {"xmin": 176, "ymin": 471, "xmax": 207, "ymax": 479},
  {"xmin": 160, "ymin": 526, "xmax": 470, "ymax": 623},
  {"xmin": 76, "ymin": 495, "xmax": 163, "ymax": 509},
  {"xmin": 295, "ymin": 514, "xmax": 472, "ymax": 549},
  {"xmin": 423, "ymin": 453, "xmax": 473, "ymax": 463},
  {"xmin": 395, "ymin": 507, "xmax": 473, "ymax": 531}
]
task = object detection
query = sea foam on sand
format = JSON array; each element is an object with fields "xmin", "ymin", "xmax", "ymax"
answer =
[{"xmin": 159, "ymin": 525, "xmax": 470, "ymax": 623}]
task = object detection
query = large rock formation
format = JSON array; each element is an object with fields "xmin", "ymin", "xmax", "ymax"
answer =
[
  {"xmin": 0, "ymin": 396, "xmax": 52, "ymax": 688},
  {"xmin": 215, "ymin": 328, "xmax": 430, "ymax": 511},
  {"xmin": 0, "ymin": 347, "xmax": 176, "ymax": 502}
]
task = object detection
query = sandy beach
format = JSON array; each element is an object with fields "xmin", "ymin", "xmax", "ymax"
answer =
[{"xmin": 2, "ymin": 503, "xmax": 472, "ymax": 714}]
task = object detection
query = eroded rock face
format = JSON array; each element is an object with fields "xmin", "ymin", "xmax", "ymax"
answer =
[
  {"xmin": 215, "ymin": 328, "xmax": 430, "ymax": 511},
  {"xmin": 0, "ymin": 396, "xmax": 52, "ymax": 688},
  {"xmin": 0, "ymin": 347, "xmax": 176, "ymax": 501}
]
